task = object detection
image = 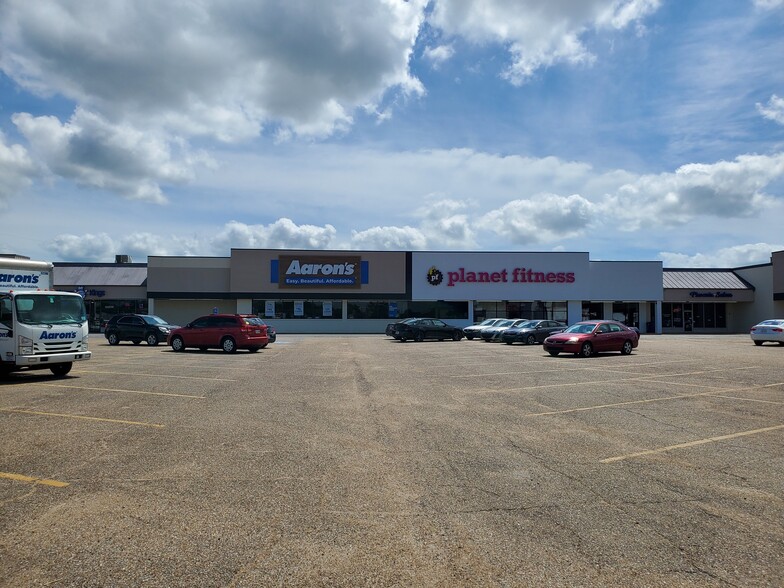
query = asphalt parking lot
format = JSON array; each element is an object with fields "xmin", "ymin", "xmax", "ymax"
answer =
[{"xmin": 1, "ymin": 334, "xmax": 783, "ymax": 587}]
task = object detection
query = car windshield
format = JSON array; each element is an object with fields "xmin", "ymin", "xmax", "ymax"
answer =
[
  {"xmin": 478, "ymin": 319, "xmax": 497, "ymax": 326},
  {"xmin": 759, "ymin": 319, "xmax": 784, "ymax": 326},
  {"xmin": 14, "ymin": 294, "xmax": 87, "ymax": 325},
  {"xmin": 516, "ymin": 321, "xmax": 537, "ymax": 329},
  {"xmin": 142, "ymin": 315, "xmax": 168, "ymax": 325},
  {"xmin": 496, "ymin": 320, "xmax": 515, "ymax": 327},
  {"xmin": 563, "ymin": 323, "xmax": 597, "ymax": 334}
]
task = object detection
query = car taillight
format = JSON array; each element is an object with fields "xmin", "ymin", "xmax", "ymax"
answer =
[{"xmin": 773, "ymin": 328, "xmax": 783, "ymax": 333}]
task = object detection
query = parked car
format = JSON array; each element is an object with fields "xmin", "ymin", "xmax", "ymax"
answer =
[
  {"xmin": 480, "ymin": 318, "xmax": 528, "ymax": 342},
  {"xmin": 167, "ymin": 314, "xmax": 270, "ymax": 353},
  {"xmin": 389, "ymin": 318, "xmax": 464, "ymax": 342},
  {"xmin": 463, "ymin": 318, "xmax": 505, "ymax": 340},
  {"xmin": 543, "ymin": 320, "xmax": 639, "ymax": 357},
  {"xmin": 502, "ymin": 319, "xmax": 567, "ymax": 345},
  {"xmin": 386, "ymin": 317, "xmax": 419, "ymax": 339},
  {"xmin": 749, "ymin": 319, "xmax": 784, "ymax": 346},
  {"xmin": 104, "ymin": 314, "xmax": 179, "ymax": 346},
  {"xmin": 248, "ymin": 317, "xmax": 276, "ymax": 343}
]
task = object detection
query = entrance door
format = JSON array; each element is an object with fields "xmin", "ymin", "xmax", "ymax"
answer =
[{"xmin": 683, "ymin": 306, "xmax": 693, "ymax": 332}]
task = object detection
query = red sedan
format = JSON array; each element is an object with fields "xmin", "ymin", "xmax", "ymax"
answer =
[{"xmin": 543, "ymin": 320, "xmax": 639, "ymax": 357}]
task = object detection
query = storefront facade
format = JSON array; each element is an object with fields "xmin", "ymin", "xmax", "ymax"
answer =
[
  {"xmin": 144, "ymin": 249, "xmax": 664, "ymax": 333},
  {"xmin": 412, "ymin": 252, "xmax": 663, "ymax": 332},
  {"xmin": 53, "ymin": 262, "xmax": 148, "ymax": 332},
  {"xmin": 49, "ymin": 248, "xmax": 784, "ymax": 335}
]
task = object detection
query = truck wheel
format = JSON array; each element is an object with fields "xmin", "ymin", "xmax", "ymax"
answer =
[{"xmin": 50, "ymin": 363, "xmax": 72, "ymax": 377}]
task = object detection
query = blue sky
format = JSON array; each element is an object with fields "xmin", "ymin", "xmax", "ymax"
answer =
[{"xmin": 1, "ymin": 0, "xmax": 783, "ymax": 267}]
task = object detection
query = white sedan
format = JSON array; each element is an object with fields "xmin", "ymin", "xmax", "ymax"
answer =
[{"xmin": 750, "ymin": 319, "xmax": 784, "ymax": 346}]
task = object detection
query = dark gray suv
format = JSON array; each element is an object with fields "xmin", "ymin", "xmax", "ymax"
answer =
[{"xmin": 104, "ymin": 314, "xmax": 179, "ymax": 346}]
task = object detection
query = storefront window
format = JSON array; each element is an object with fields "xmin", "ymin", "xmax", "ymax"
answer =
[
  {"xmin": 612, "ymin": 302, "xmax": 639, "ymax": 328},
  {"xmin": 90, "ymin": 299, "xmax": 148, "ymax": 331},
  {"xmin": 662, "ymin": 303, "xmax": 726, "ymax": 329},
  {"xmin": 253, "ymin": 300, "xmax": 343, "ymax": 319},
  {"xmin": 473, "ymin": 301, "xmax": 566, "ymax": 321},
  {"xmin": 402, "ymin": 301, "xmax": 468, "ymax": 319},
  {"xmin": 347, "ymin": 300, "xmax": 409, "ymax": 319},
  {"xmin": 582, "ymin": 302, "xmax": 604, "ymax": 321}
]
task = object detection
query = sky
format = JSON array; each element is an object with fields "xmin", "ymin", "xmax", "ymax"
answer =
[{"xmin": 1, "ymin": 0, "xmax": 783, "ymax": 268}]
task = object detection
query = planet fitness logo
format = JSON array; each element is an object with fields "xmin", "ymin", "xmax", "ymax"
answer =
[{"xmin": 426, "ymin": 266, "xmax": 443, "ymax": 286}]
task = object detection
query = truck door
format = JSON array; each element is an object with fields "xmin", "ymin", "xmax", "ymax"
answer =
[{"xmin": 0, "ymin": 296, "xmax": 13, "ymax": 355}]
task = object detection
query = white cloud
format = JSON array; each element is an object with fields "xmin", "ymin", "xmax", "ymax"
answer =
[
  {"xmin": 0, "ymin": 131, "xmax": 37, "ymax": 205},
  {"xmin": 752, "ymin": 0, "xmax": 784, "ymax": 9},
  {"xmin": 757, "ymin": 94, "xmax": 784, "ymax": 125},
  {"xmin": 350, "ymin": 226, "xmax": 428, "ymax": 250},
  {"xmin": 415, "ymin": 198, "xmax": 477, "ymax": 248},
  {"xmin": 605, "ymin": 153, "xmax": 784, "ymax": 229},
  {"xmin": 47, "ymin": 219, "xmax": 339, "ymax": 261},
  {"xmin": 659, "ymin": 243, "xmax": 784, "ymax": 268},
  {"xmin": 12, "ymin": 109, "xmax": 204, "ymax": 203},
  {"xmin": 428, "ymin": 0, "xmax": 661, "ymax": 84},
  {"xmin": 0, "ymin": 0, "xmax": 428, "ymax": 141},
  {"xmin": 478, "ymin": 194, "xmax": 596, "ymax": 244},
  {"xmin": 423, "ymin": 44, "xmax": 455, "ymax": 69}
]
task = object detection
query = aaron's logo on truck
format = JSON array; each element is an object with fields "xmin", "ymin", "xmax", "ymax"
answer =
[
  {"xmin": 0, "ymin": 273, "xmax": 41, "ymax": 286},
  {"xmin": 40, "ymin": 331, "xmax": 78, "ymax": 340}
]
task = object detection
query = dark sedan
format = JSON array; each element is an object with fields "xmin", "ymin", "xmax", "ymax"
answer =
[
  {"xmin": 543, "ymin": 320, "xmax": 639, "ymax": 357},
  {"xmin": 389, "ymin": 318, "xmax": 464, "ymax": 342},
  {"xmin": 386, "ymin": 317, "xmax": 419, "ymax": 339},
  {"xmin": 502, "ymin": 319, "xmax": 566, "ymax": 345}
]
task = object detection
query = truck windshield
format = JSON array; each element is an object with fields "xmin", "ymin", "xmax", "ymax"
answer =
[{"xmin": 14, "ymin": 294, "xmax": 87, "ymax": 325}]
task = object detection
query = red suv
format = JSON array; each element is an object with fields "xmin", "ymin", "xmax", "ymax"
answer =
[{"xmin": 167, "ymin": 314, "xmax": 269, "ymax": 353}]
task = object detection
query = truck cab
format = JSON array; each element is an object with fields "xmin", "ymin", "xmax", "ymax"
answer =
[{"xmin": 0, "ymin": 258, "xmax": 92, "ymax": 377}]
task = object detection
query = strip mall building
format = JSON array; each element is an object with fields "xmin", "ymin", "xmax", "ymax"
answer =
[{"xmin": 51, "ymin": 249, "xmax": 784, "ymax": 335}]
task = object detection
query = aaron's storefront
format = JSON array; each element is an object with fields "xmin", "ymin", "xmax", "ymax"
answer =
[{"xmin": 146, "ymin": 249, "xmax": 665, "ymax": 334}]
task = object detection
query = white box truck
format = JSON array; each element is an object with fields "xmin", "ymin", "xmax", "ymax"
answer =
[{"xmin": 0, "ymin": 257, "xmax": 92, "ymax": 377}]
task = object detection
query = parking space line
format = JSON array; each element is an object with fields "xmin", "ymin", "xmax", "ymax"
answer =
[
  {"xmin": 600, "ymin": 424, "xmax": 784, "ymax": 463},
  {"xmin": 0, "ymin": 471, "xmax": 69, "ymax": 487},
  {"xmin": 0, "ymin": 408, "xmax": 165, "ymax": 428},
  {"xmin": 39, "ymin": 383, "xmax": 206, "ymax": 399},
  {"xmin": 73, "ymin": 370, "xmax": 236, "ymax": 381},
  {"xmin": 524, "ymin": 382, "xmax": 784, "ymax": 416},
  {"xmin": 708, "ymin": 394, "xmax": 784, "ymax": 406}
]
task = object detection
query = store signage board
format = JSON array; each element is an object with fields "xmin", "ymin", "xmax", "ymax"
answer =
[
  {"xmin": 411, "ymin": 252, "xmax": 591, "ymax": 300},
  {"xmin": 273, "ymin": 255, "xmax": 364, "ymax": 289}
]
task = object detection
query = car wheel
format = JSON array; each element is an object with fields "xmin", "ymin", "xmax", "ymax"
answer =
[
  {"xmin": 146, "ymin": 333, "xmax": 159, "ymax": 346},
  {"xmin": 465, "ymin": 334, "xmax": 474, "ymax": 340},
  {"xmin": 526, "ymin": 334, "xmax": 536, "ymax": 345},
  {"xmin": 50, "ymin": 363, "xmax": 72, "ymax": 377},
  {"xmin": 132, "ymin": 340, "xmax": 141, "ymax": 345},
  {"xmin": 754, "ymin": 340, "xmax": 763, "ymax": 346},
  {"xmin": 579, "ymin": 342, "xmax": 593, "ymax": 358},
  {"xmin": 452, "ymin": 331, "xmax": 461, "ymax": 341},
  {"xmin": 248, "ymin": 346, "xmax": 260, "ymax": 353},
  {"xmin": 548, "ymin": 350, "xmax": 560, "ymax": 356},
  {"xmin": 505, "ymin": 341, "xmax": 512, "ymax": 345},
  {"xmin": 414, "ymin": 331, "xmax": 424, "ymax": 342},
  {"xmin": 171, "ymin": 336, "xmax": 185, "ymax": 352},
  {"xmin": 222, "ymin": 337, "xmax": 237, "ymax": 353},
  {"xmin": 621, "ymin": 340, "xmax": 633, "ymax": 355},
  {"xmin": 107, "ymin": 332, "xmax": 120, "ymax": 345},
  {"xmin": 399, "ymin": 335, "xmax": 407, "ymax": 342}
]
